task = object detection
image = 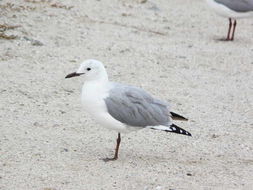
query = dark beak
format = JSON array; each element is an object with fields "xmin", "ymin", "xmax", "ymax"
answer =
[{"xmin": 65, "ymin": 72, "xmax": 83, "ymax": 79}]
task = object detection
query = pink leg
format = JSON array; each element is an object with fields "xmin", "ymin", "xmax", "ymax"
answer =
[
  {"xmin": 226, "ymin": 18, "xmax": 232, "ymax": 41},
  {"xmin": 103, "ymin": 133, "xmax": 121, "ymax": 162},
  {"xmin": 230, "ymin": 19, "xmax": 237, "ymax": 41}
]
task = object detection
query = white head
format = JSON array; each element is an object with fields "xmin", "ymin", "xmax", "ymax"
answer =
[{"xmin": 65, "ymin": 59, "xmax": 108, "ymax": 82}]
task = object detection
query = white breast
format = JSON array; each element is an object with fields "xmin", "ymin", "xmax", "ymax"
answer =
[{"xmin": 81, "ymin": 82, "xmax": 130, "ymax": 133}]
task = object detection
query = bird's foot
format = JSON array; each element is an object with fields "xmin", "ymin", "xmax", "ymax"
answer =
[
  {"xmin": 217, "ymin": 37, "xmax": 233, "ymax": 41},
  {"xmin": 101, "ymin": 157, "xmax": 118, "ymax": 162}
]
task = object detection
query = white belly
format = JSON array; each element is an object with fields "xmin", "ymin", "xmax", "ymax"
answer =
[{"xmin": 206, "ymin": 0, "xmax": 253, "ymax": 18}]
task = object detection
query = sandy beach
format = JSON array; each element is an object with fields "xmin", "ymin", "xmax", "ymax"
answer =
[{"xmin": 1, "ymin": 0, "xmax": 253, "ymax": 189}]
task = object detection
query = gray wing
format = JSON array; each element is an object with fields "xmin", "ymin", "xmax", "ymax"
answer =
[
  {"xmin": 104, "ymin": 83, "xmax": 171, "ymax": 127},
  {"xmin": 214, "ymin": 0, "xmax": 253, "ymax": 12}
]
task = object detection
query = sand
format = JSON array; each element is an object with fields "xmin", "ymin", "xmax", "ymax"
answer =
[{"xmin": 1, "ymin": 0, "xmax": 253, "ymax": 189}]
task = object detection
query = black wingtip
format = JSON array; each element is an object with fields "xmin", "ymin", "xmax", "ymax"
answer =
[
  {"xmin": 165, "ymin": 124, "xmax": 192, "ymax": 137},
  {"xmin": 170, "ymin": 112, "xmax": 188, "ymax": 121}
]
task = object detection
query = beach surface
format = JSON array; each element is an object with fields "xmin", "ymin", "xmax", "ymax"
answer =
[{"xmin": 1, "ymin": 0, "xmax": 253, "ymax": 189}]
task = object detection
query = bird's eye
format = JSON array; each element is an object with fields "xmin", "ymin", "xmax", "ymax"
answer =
[{"xmin": 87, "ymin": 68, "xmax": 91, "ymax": 71}]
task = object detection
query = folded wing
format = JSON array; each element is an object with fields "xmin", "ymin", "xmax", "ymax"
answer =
[
  {"xmin": 214, "ymin": 0, "xmax": 253, "ymax": 12},
  {"xmin": 104, "ymin": 83, "xmax": 171, "ymax": 127}
]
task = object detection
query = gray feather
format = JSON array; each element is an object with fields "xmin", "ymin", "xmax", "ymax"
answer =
[
  {"xmin": 214, "ymin": 0, "xmax": 253, "ymax": 12},
  {"xmin": 105, "ymin": 83, "xmax": 171, "ymax": 127}
]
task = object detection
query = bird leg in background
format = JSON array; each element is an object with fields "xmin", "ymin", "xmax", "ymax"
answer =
[
  {"xmin": 226, "ymin": 18, "xmax": 232, "ymax": 41},
  {"xmin": 103, "ymin": 133, "xmax": 121, "ymax": 162},
  {"xmin": 230, "ymin": 19, "xmax": 237, "ymax": 41}
]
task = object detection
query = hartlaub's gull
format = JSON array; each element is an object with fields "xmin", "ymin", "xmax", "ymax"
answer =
[
  {"xmin": 65, "ymin": 59, "xmax": 191, "ymax": 161},
  {"xmin": 206, "ymin": 0, "xmax": 253, "ymax": 40}
]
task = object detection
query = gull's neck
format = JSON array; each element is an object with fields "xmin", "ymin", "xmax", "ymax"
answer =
[
  {"xmin": 81, "ymin": 72, "xmax": 109, "ymax": 102},
  {"xmin": 83, "ymin": 72, "xmax": 109, "ymax": 88}
]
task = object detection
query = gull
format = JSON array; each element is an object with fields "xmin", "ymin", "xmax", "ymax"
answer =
[
  {"xmin": 65, "ymin": 59, "xmax": 191, "ymax": 161},
  {"xmin": 206, "ymin": 0, "xmax": 253, "ymax": 40}
]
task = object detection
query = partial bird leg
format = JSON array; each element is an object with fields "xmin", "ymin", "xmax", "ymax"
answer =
[
  {"xmin": 230, "ymin": 19, "xmax": 237, "ymax": 41},
  {"xmin": 226, "ymin": 18, "xmax": 232, "ymax": 41},
  {"xmin": 103, "ymin": 133, "xmax": 121, "ymax": 162}
]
